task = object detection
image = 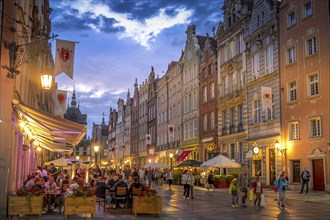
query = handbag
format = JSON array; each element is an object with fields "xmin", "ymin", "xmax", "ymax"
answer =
[
  {"xmin": 260, "ymin": 194, "xmax": 265, "ymax": 207},
  {"xmin": 248, "ymin": 189, "xmax": 254, "ymax": 201}
]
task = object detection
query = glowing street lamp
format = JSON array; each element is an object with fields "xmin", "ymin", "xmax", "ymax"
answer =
[
  {"xmin": 94, "ymin": 145, "xmax": 100, "ymax": 165},
  {"xmin": 169, "ymin": 153, "xmax": 173, "ymax": 171}
]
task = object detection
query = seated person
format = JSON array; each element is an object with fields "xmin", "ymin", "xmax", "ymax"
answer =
[
  {"xmin": 31, "ymin": 177, "xmax": 44, "ymax": 192},
  {"xmin": 125, "ymin": 175, "xmax": 134, "ymax": 189},
  {"xmin": 107, "ymin": 174, "xmax": 119, "ymax": 189},
  {"xmin": 96, "ymin": 178, "xmax": 108, "ymax": 198},
  {"xmin": 112, "ymin": 175, "xmax": 128, "ymax": 208},
  {"xmin": 25, "ymin": 174, "xmax": 36, "ymax": 190},
  {"xmin": 44, "ymin": 176, "xmax": 57, "ymax": 191},
  {"xmin": 66, "ymin": 177, "xmax": 80, "ymax": 196},
  {"xmin": 128, "ymin": 176, "xmax": 145, "ymax": 208}
]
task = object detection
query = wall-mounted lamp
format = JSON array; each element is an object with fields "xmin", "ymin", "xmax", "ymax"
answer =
[{"xmin": 275, "ymin": 140, "xmax": 287, "ymax": 155}]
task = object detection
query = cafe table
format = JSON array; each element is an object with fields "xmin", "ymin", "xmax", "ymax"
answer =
[{"xmin": 45, "ymin": 190, "xmax": 61, "ymax": 212}]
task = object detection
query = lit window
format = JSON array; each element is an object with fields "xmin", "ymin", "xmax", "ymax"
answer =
[
  {"xmin": 308, "ymin": 74, "xmax": 319, "ymax": 97},
  {"xmin": 288, "ymin": 81, "xmax": 297, "ymax": 102},
  {"xmin": 289, "ymin": 121, "xmax": 299, "ymax": 140},
  {"xmin": 309, "ymin": 117, "xmax": 321, "ymax": 137},
  {"xmin": 287, "ymin": 47, "xmax": 296, "ymax": 64},
  {"xmin": 304, "ymin": 1, "xmax": 312, "ymax": 18},
  {"xmin": 287, "ymin": 11, "xmax": 296, "ymax": 27},
  {"xmin": 266, "ymin": 94, "xmax": 275, "ymax": 121},
  {"xmin": 306, "ymin": 36, "xmax": 317, "ymax": 56}
]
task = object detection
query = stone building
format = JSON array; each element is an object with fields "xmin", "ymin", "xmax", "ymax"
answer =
[
  {"xmin": 147, "ymin": 67, "xmax": 158, "ymax": 163},
  {"xmin": 131, "ymin": 79, "xmax": 140, "ymax": 167},
  {"xmin": 216, "ymin": 0, "xmax": 253, "ymax": 173},
  {"xmin": 107, "ymin": 108, "xmax": 117, "ymax": 167},
  {"xmin": 116, "ymin": 98, "xmax": 125, "ymax": 166},
  {"xmin": 279, "ymin": 0, "xmax": 330, "ymax": 191},
  {"xmin": 138, "ymin": 77, "xmax": 149, "ymax": 167},
  {"xmin": 199, "ymin": 34, "xmax": 218, "ymax": 162},
  {"xmin": 180, "ymin": 25, "xmax": 206, "ymax": 162},
  {"xmin": 244, "ymin": 0, "xmax": 281, "ymax": 185},
  {"xmin": 124, "ymin": 90, "xmax": 132, "ymax": 168}
]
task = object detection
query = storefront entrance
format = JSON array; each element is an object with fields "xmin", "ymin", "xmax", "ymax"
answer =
[{"xmin": 269, "ymin": 148, "xmax": 276, "ymax": 185}]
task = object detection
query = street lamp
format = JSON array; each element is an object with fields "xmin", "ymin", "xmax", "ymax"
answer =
[
  {"xmin": 94, "ymin": 145, "xmax": 100, "ymax": 165},
  {"xmin": 275, "ymin": 140, "xmax": 288, "ymax": 173},
  {"xmin": 169, "ymin": 153, "xmax": 173, "ymax": 171}
]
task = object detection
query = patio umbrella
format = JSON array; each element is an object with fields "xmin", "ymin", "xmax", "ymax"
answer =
[
  {"xmin": 143, "ymin": 162, "xmax": 169, "ymax": 169},
  {"xmin": 200, "ymin": 154, "xmax": 241, "ymax": 169},
  {"xmin": 177, "ymin": 160, "xmax": 202, "ymax": 167},
  {"xmin": 44, "ymin": 158, "xmax": 76, "ymax": 167}
]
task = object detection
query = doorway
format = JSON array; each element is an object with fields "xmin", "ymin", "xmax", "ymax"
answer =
[
  {"xmin": 269, "ymin": 148, "xmax": 276, "ymax": 184},
  {"xmin": 312, "ymin": 159, "xmax": 325, "ymax": 191}
]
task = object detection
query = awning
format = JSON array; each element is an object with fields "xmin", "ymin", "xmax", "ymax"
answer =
[
  {"xmin": 13, "ymin": 100, "xmax": 87, "ymax": 153},
  {"xmin": 176, "ymin": 150, "xmax": 192, "ymax": 163}
]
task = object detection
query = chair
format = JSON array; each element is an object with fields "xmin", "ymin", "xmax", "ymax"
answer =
[
  {"xmin": 129, "ymin": 187, "xmax": 142, "ymax": 209},
  {"xmin": 96, "ymin": 196, "xmax": 106, "ymax": 212},
  {"xmin": 113, "ymin": 186, "xmax": 128, "ymax": 208}
]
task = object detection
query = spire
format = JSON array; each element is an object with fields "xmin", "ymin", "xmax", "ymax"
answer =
[
  {"xmin": 134, "ymin": 78, "xmax": 138, "ymax": 89},
  {"xmin": 102, "ymin": 112, "xmax": 105, "ymax": 125},
  {"xmin": 127, "ymin": 89, "xmax": 130, "ymax": 99},
  {"xmin": 71, "ymin": 85, "xmax": 77, "ymax": 107}
]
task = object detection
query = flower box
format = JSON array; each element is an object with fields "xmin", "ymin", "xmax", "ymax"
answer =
[
  {"xmin": 64, "ymin": 196, "xmax": 96, "ymax": 219},
  {"xmin": 132, "ymin": 197, "xmax": 163, "ymax": 216},
  {"xmin": 8, "ymin": 196, "xmax": 43, "ymax": 217}
]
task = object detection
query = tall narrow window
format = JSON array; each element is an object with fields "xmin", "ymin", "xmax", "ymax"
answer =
[
  {"xmin": 222, "ymin": 110, "xmax": 227, "ymax": 135},
  {"xmin": 210, "ymin": 111, "xmax": 215, "ymax": 130},
  {"xmin": 252, "ymin": 53, "xmax": 260, "ymax": 80},
  {"xmin": 222, "ymin": 77, "xmax": 227, "ymax": 96},
  {"xmin": 309, "ymin": 117, "xmax": 321, "ymax": 137},
  {"xmin": 230, "ymin": 108, "xmax": 235, "ymax": 133},
  {"xmin": 304, "ymin": 1, "xmax": 312, "ymax": 18},
  {"xmin": 287, "ymin": 47, "xmax": 296, "ymax": 64},
  {"xmin": 239, "ymin": 70, "xmax": 244, "ymax": 89},
  {"xmin": 288, "ymin": 81, "xmax": 297, "ymax": 102},
  {"xmin": 193, "ymin": 120, "xmax": 198, "ymax": 138},
  {"xmin": 238, "ymin": 105, "xmax": 243, "ymax": 131},
  {"xmin": 210, "ymin": 82, "xmax": 215, "ymax": 100},
  {"xmin": 289, "ymin": 121, "xmax": 299, "ymax": 140},
  {"xmin": 287, "ymin": 11, "xmax": 296, "ymax": 27},
  {"xmin": 308, "ymin": 74, "xmax": 319, "ymax": 97},
  {"xmin": 306, "ymin": 36, "xmax": 317, "ymax": 56},
  {"xmin": 253, "ymin": 99, "xmax": 261, "ymax": 123},
  {"xmin": 193, "ymin": 91, "xmax": 198, "ymax": 109},
  {"xmin": 230, "ymin": 143, "xmax": 235, "ymax": 159},
  {"xmin": 203, "ymin": 114, "xmax": 208, "ymax": 131},
  {"xmin": 239, "ymin": 35, "xmax": 244, "ymax": 53},
  {"xmin": 229, "ymin": 74, "xmax": 235, "ymax": 93},
  {"xmin": 203, "ymin": 86, "xmax": 208, "ymax": 103},
  {"xmin": 265, "ymin": 45, "xmax": 274, "ymax": 74},
  {"xmin": 267, "ymin": 95, "xmax": 274, "ymax": 121},
  {"xmin": 238, "ymin": 142, "xmax": 244, "ymax": 164}
]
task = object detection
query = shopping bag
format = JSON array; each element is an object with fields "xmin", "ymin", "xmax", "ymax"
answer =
[
  {"xmin": 260, "ymin": 194, "xmax": 265, "ymax": 207},
  {"xmin": 248, "ymin": 189, "xmax": 254, "ymax": 201}
]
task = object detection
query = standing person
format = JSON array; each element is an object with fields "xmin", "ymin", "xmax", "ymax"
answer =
[
  {"xmin": 299, "ymin": 168, "xmax": 311, "ymax": 194},
  {"xmin": 252, "ymin": 176, "xmax": 263, "ymax": 207},
  {"xmin": 166, "ymin": 169, "xmax": 173, "ymax": 190},
  {"xmin": 274, "ymin": 173, "xmax": 288, "ymax": 207},
  {"xmin": 181, "ymin": 170, "xmax": 191, "ymax": 199},
  {"xmin": 139, "ymin": 168, "xmax": 145, "ymax": 183},
  {"xmin": 228, "ymin": 178, "xmax": 240, "ymax": 208},
  {"xmin": 207, "ymin": 170, "xmax": 215, "ymax": 192},
  {"xmin": 238, "ymin": 168, "xmax": 250, "ymax": 207},
  {"xmin": 49, "ymin": 163, "xmax": 58, "ymax": 180},
  {"xmin": 189, "ymin": 170, "xmax": 195, "ymax": 199},
  {"xmin": 146, "ymin": 167, "xmax": 153, "ymax": 187}
]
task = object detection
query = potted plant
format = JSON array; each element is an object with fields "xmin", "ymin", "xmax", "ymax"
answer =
[
  {"xmin": 132, "ymin": 186, "xmax": 162, "ymax": 216},
  {"xmin": 214, "ymin": 175, "xmax": 227, "ymax": 188},
  {"xmin": 64, "ymin": 186, "xmax": 96, "ymax": 219},
  {"xmin": 8, "ymin": 187, "xmax": 44, "ymax": 217}
]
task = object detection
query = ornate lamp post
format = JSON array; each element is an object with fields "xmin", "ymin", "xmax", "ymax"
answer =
[{"xmin": 94, "ymin": 145, "xmax": 100, "ymax": 166}]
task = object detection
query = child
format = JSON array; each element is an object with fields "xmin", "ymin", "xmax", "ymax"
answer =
[{"xmin": 229, "ymin": 178, "xmax": 240, "ymax": 208}]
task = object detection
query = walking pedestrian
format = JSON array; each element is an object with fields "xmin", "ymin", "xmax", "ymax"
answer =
[
  {"xmin": 228, "ymin": 178, "xmax": 240, "ymax": 208},
  {"xmin": 181, "ymin": 170, "xmax": 191, "ymax": 199},
  {"xmin": 274, "ymin": 173, "xmax": 288, "ymax": 207},
  {"xmin": 166, "ymin": 169, "xmax": 173, "ymax": 190},
  {"xmin": 189, "ymin": 170, "xmax": 195, "ymax": 199},
  {"xmin": 299, "ymin": 168, "xmax": 311, "ymax": 194},
  {"xmin": 238, "ymin": 168, "xmax": 250, "ymax": 207},
  {"xmin": 252, "ymin": 176, "xmax": 263, "ymax": 207},
  {"xmin": 207, "ymin": 170, "xmax": 215, "ymax": 192}
]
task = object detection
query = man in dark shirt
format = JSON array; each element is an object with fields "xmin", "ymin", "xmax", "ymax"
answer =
[
  {"xmin": 96, "ymin": 178, "xmax": 108, "ymax": 199},
  {"xmin": 107, "ymin": 174, "xmax": 119, "ymax": 189},
  {"xmin": 49, "ymin": 163, "xmax": 58, "ymax": 180},
  {"xmin": 113, "ymin": 175, "xmax": 128, "ymax": 208}
]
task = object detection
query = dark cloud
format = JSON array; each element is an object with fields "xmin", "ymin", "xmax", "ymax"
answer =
[{"xmin": 51, "ymin": 0, "xmax": 223, "ymax": 36}]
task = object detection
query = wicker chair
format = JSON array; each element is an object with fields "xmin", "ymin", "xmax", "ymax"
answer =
[{"xmin": 113, "ymin": 186, "xmax": 128, "ymax": 208}]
